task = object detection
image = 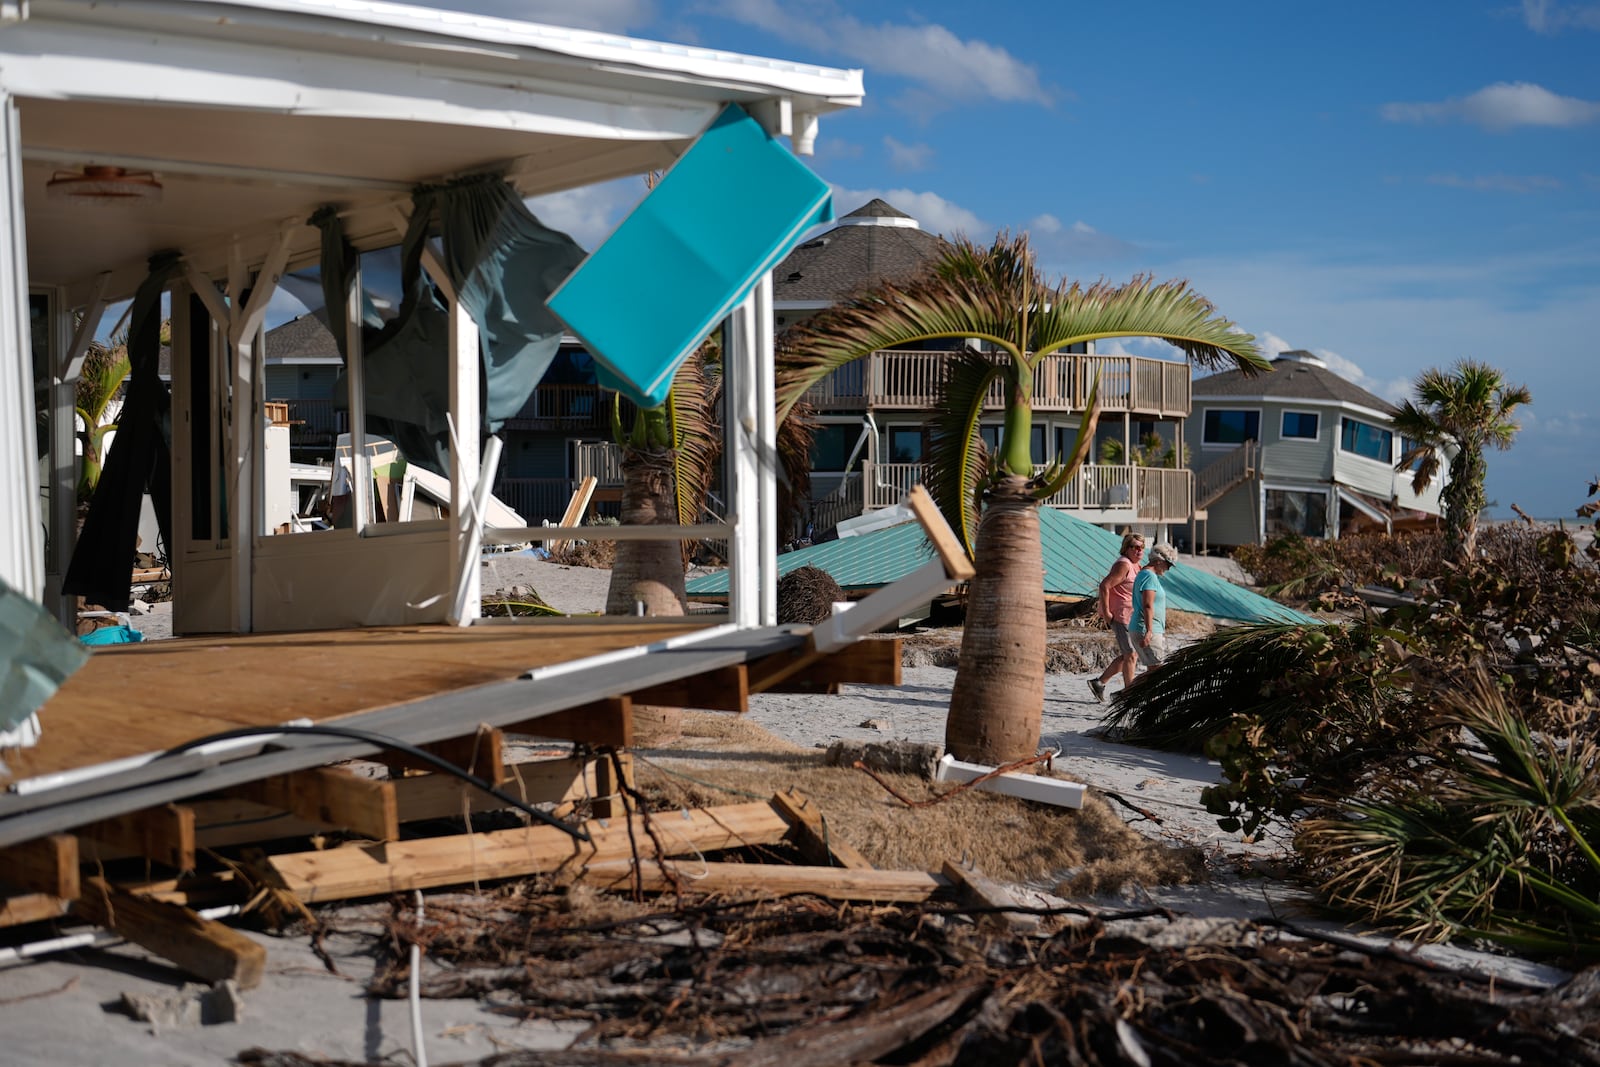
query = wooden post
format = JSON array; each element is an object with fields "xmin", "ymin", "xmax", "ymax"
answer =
[{"xmin": 76, "ymin": 877, "xmax": 267, "ymax": 988}]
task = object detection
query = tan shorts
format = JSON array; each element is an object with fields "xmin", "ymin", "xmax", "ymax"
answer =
[{"xmin": 1134, "ymin": 630, "xmax": 1166, "ymax": 668}]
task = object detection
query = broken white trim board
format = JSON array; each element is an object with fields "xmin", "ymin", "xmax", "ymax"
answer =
[{"xmin": 935, "ymin": 753, "xmax": 1086, "ymax": 809}]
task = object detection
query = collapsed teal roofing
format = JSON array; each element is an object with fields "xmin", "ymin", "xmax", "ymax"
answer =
[{"xmin": 686, "ymin": 507, "xmax": 1314, "ymax": 625}]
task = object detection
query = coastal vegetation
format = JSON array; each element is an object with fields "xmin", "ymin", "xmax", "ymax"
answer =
[
  {"xmin": 777, "ymin": 232, "xmax": 1265, "ymax": 765},
  {"xmin": 1101, "ymin": 511, "xmax": 1600, "ymax": 959}
]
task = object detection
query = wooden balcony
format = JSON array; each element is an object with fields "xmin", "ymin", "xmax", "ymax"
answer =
[
  {"xmin": 501, "ymin": 384, "xmax": 612, "ymax": 431},
  {"xmin": 802, "ymin": 351, "xmax": 1191, "ymax": 418},
  {"xmin": 863, "ymin": 461, "xmax": 1192, "ymax": 525}
]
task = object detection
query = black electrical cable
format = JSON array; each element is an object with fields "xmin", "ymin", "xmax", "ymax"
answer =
[{"xmin": 161, "ymin": 724, "xmax": 591, "ymax": 842}]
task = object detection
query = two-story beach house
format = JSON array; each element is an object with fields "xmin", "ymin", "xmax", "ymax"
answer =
[
  {"xmin": 1185, "ymin": 349, "xmax": 1445, "ymax": 548},
  {"xmin": 789, "ymin": 200, "xmax": 1195, "ymax": 542}
]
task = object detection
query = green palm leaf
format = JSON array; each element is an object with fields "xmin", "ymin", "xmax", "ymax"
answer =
[{"xmin": 923, "ymin": 351, "xmax": 1002, "ymax": 555}]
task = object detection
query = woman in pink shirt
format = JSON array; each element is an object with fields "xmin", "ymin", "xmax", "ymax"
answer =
[{"xmin": 1088, "ymin": 532, "xmax": 1144, "ymax": 702}]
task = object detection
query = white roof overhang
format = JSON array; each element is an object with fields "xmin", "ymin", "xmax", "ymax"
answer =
[{"xmin": 1, "ymin": 0, "xmax": 863, "ymax": 302}]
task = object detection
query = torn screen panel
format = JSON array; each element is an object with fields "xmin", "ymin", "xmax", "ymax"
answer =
[{"xmin": 548, "ymin": 104, "xmax": 832, "ymax": 409}]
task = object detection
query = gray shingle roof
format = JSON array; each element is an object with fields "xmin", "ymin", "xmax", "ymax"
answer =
[
  {"xmin": 1193, "ymin": 353, "xmax": 1396, "ymax": 414},
  {"xmin": 264, "ymin": 313, "xmax": 340, "ymax": 360},
  {"xmin": 773, "ymin": 199, "xmax": 948, "ymax": 303}
]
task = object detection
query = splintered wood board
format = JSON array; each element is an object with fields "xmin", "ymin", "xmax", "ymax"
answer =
[{"xmin": 4, "ymin": 621, "xmax": 700, "ymax": 787}]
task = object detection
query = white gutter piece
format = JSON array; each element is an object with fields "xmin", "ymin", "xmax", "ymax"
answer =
[{"xmin": 936, "ymin": 752, "xmax": 1086, "ymax": 810}]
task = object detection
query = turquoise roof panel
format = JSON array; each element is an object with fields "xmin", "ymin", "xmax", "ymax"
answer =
[
  {"xmin": 547, "ymin": 104, "xmax": 833, "ymax": 408},
  {"xmin": 686, "ymin": 506, "xmax": 1313, "ymax": 626}
]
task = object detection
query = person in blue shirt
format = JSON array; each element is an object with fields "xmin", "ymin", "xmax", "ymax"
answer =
[{"xmin": 1130, "ymin": 541, "xmax": 1177, "ymax": 668}]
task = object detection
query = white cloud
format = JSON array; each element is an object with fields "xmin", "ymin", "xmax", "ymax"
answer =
[
  {"xmin": 523, "ymin": 177, "xmax": 648, "ymax": 249},
  {"xmin": 1381, "ymin": 81, "xmax": 1600, "ymax": 130},
  {"xmin": 1426, "ymin": 173, "xmax": 1564, "ymax": 193},
  {"xmin": 1520, "ymin": 0, "xmax": 1600, "ymax": 32},
  {"xmin": 699, "ymin": 0, "xmax": 1051, "ymax": 107},
  {"xmin": 426, "ymin": 0, "xmax": 656, "ymax": 32},
  {"xmin": 883, "ymin": 136, "xmax": 934, "ymax": 171}
]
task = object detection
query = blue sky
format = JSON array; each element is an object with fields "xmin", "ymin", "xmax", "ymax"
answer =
[{"xmin": 452, "ymin": 0, "xmax": 1598, "ymax": 518}]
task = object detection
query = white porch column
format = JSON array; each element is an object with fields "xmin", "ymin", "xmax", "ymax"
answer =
[
  {"xmin": 0, "ymin": 90, "xmax": 40, "ymax": 600},
  {"xmin": 422, "ymin": 254, "xmax": 481, "ymax": 625},
  {"xmin": 222, "ymin": 228, "xmax": 294, "ymax": 632},
  {"xmin": 726, "ymin": 281, "xmax": 778, "ymax": 628}
]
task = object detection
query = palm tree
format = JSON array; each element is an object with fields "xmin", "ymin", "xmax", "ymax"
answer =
[
  {"xmin": 604, "ymin": 347, "xmax": 719, "ymax": 617},
  {"xmin": 776, "ymin": 232, "xmax": 1266, "ymax": 765},
  {"xmin": 74, "ymin": 339, "xmax": 131, "ymax": 505},
  {"xmin": 1393, "ymin": 360, "xmax": 1531, "ymax": 562}
]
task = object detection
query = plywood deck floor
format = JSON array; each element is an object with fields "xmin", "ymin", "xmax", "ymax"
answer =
[{"xmin": 1, "ymin": 621, "xmax": 703, "ymax": 787}]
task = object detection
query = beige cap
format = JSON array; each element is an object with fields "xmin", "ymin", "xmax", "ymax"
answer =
[{"xmin": 1148, "ymin": 542, "xmax": 1178, "ymax": 566}]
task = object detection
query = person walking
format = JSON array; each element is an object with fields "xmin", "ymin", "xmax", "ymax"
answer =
[
  {"xmin": 1088, "ymin": 532, "xmax": 1144, "ymax": 702},
  {"xmin": 1130, "ymin": 542, "xmax": 1178, "ymax": 670}
]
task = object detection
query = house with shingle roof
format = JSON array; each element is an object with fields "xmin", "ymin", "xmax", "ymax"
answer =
[{"xmin": 1184, "ymin": 349, "xmax": 1446, "ymax": 548}]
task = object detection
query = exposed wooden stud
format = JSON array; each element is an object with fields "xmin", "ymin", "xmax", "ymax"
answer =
[
  {"xmin": 229, "ymin": 767, "xmax": 398, "ymax": 842},
  {"xmin": 0, "ymin": 891, "xmax": 70, "ymax": 927},
  {"xmin": 80, "ymin": 804, "xmax": 196, "ymax": 871},
  {"xmin": 383, "ymin": 726, "xmax": 506, "ymax": 784},
  {"xmin": 571, "ymin": 859, "xmax": 946, "ymax": 903},
  {"xmin": 755, "ymin": 638, "xmax": 901, "ymax": 694},
  {"xmin": 629, "ymin": 664, "xmax": 748, "ymax": 711},
  {"xmin": 0, "ymin": 834, "xmax": 80, "ymax": 899},
  {"xmin": 771, "ymin": 789, "xmax": 873, "ymax": 870},
  {"xmin": 547, "ymin": 476, "xmax": 597, "ymax": 553},
  {"xmin": 75, "ymin": 877, "xmax": 267, "ymax": 988},
  {"xmin": 591, "ymin": 752, "xmax": 633, "ymax": 820},
  {"xmin": 509, "ymin": 696, "xmax": 633, "ymax": 748},
  {"xmin": 270, "ymin": 800, "xmax": 792, "ymax": 903}
]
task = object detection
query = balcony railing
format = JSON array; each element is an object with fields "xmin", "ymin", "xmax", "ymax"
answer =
[
  {"xmin": 862, "ymin": 461, "xmax": 1192, "ymax": 523},
  {"xmin": 280, "ymin": 397, "xmax": 346, "ymax": 448},
  {"xmin": 802, "ymin": 350, "xmax": 1190, "ymax": 417},
  {"xmin": 501, "ymin": 384, "xmax": 611, "ymax": 431}
]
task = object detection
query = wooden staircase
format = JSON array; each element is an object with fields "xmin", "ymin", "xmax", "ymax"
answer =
[{"xmin": 1194, "ymin": 440, "xmax": 1257, "ymax": 511}]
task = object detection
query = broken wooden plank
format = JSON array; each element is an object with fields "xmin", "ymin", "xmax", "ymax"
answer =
[
  {"xmin": 572, "ymin": 859, "xmax": 946, "ymax": 902},
  {"xmin": 546, "ymin": 475, "xmax": 597, "ymax": 554},
  {"xmin": 228, "ymin": 767, "xmax": 398, "ymax": 842},
  {"xmin": 75, "ymin": 877, "xmax": 267, "ymax": 989},
  {"xmin": 770, "ymin": 789, "xmax": 873, "ymax": 870},
  {"xmin": 384, "ymin": 727, "xmax": 506, "ymax": 783},
  {"xmin": 941, "ymin": 860, "xmax": 1041, "ymax": 935},
  {"xmin": 80, "ymin": 804, "xmax": 196, "ymax": 871},
  {"xmin": 755, "ymin": 638, "xmax": 901, "ymax": 693},
  {"xmin": 508, "ymin": 696, "xmax": 633, "ymax": 748},
  {"xmin": 270, "ymin": 799, "xmax": 792, "ymax": 903},
  {"xmin": 630, "ymin": 664, "xmax": 748, "ymax": 712},
  {"xmin": 905, "ymin": 484, "xmax": 976, "ymax": 582},
  {"xmin": 0, "ymin": 834, "xmax": 80, "ymax": 900}
]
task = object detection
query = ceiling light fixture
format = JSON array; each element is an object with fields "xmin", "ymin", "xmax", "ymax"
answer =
[{"xmin": 46, "ymin": 165, "xmax": 163, "ymax": 205}]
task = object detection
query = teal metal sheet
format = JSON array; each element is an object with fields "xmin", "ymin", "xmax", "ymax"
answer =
[
  {"xmin": 547, "ymin": 104, "xmax": 834, "ymax": 408},
  {"xmin": 686, "ymin": 507, "xmax": 1313, "ymax": 626}
]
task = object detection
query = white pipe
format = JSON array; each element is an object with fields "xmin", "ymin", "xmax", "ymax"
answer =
[
  {"xmin": 6, "ymin": 719, "xmax": 314, "ymax": 797},
  {"xmin": 0, "ymin": 905, "xmax": 242, "ymax": 967},
  {"xmin": 409, "ymin": 890, "xmax": 428, "ymax": 1067}
]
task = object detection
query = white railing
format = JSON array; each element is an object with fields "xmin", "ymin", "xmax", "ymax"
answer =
[
  {"xmin": 863, "ymin": 460, "xmax": 1190, "ymax": 521},
  {"xmin": 493, "ymin": 477, "xmax": 575, "ymax": 524},
  {"xmin": 802, "ymin": 350, "xmax": 1190, "ymax": 415},
  {"xmin": 572, "ymin": 441, "xmax": 625, "ymax": 487}
]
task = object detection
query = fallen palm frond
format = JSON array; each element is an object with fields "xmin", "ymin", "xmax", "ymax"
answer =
[
  {"xmin": 1098, "ymin": 622, "xmax": 1345, "ymax": 752},
  {"xmin": 1299, "ymin": 666, "xmax": 1600, "ymax": 960}
]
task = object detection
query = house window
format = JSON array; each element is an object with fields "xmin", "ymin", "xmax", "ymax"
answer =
[
  {"xmin": 980, "ymin": 425, "xmax": 1046, "ymax": 463},
  {"xmin": 809, "ymin": 424, "xmax": 855, "ymax": 472},
  {"xmin": 1202, "ymin": 409, "xmax": 1260, "ymax": 445},
  {"xmin": 1340, "ymin": 417, "xmax": 1392, "ymax": 462},
  {"xmin": 1281, "ymin": 411, "xmax": 1319, "ymax": 439},
  {"xmin": 1399, "ymin": 435, "xmax": 1428, "ymax": 473},
  {"xmin": 887, "ymin": 426, "xmax": 926, "ymax": 464},
  {"xmin": 1265, "ymin": 488, "xmax": 1328, "ymax": 539}
]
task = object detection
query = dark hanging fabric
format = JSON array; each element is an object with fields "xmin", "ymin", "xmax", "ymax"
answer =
[
  {"xmin": 315, "ymin": 177, "xmax": 585, "ymax": 476},
  {"xmin": 63, "ymin": 252, "xmax": 184, "ymax": 611}
]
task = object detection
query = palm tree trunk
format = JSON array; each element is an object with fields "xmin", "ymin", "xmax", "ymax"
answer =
[
  {"xmin": 944, "ymin": 476, "xmax": 1046, "ymax": 764},
  {"xmin": 605, "ymin": 446, "xmax": 688, "ymax": 617}
]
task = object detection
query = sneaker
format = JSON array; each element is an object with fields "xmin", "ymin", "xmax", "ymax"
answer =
[{"xmin": 1088, "ymin": 678, "xmax": 1105, "ymax": 703}]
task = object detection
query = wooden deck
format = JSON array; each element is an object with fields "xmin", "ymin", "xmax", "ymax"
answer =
[{"xmin": 1, "ymin": 620, "xmax": 703, "ymax": 788}]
